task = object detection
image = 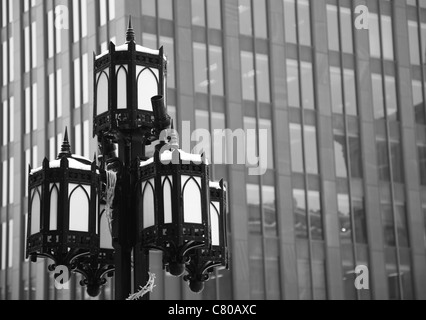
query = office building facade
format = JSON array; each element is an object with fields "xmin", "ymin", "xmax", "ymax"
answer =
[{"xmin": 1, "ymin": 0, "xmax": 426, "ymax": 300}]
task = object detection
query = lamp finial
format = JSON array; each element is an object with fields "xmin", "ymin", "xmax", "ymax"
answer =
[
  {"xmin": 126, "ymin": 16, "xmax": 135, "ymax": 43},
  {"xmin": 58, "ymin": 127, "xmax": 72, "ymax": 159}
]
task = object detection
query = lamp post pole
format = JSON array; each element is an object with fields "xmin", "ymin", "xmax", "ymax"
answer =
[{"xmin": 110, "ymin": 137, "xmax": 150, "ymax": 300}]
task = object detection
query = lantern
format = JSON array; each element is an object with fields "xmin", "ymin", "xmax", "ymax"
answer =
[
  {"xmin": 184, "ymin": 180, "xmax": 229, "ymax": 293},
  {"xmin": 26, "ymin": 131, "xmax": 101, "ymax": 272},
  {"xmin": 138, "ymin": 138, "xmax": 211, "ymax": 277},
  {"xmin": 93, "ymin": 18, "xmax": 168, "ymax": 141}
]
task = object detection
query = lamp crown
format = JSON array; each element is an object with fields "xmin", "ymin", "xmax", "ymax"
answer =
[
  {"xmin": 125, "ymin": 16, "xmax": 135, "ymax": 43},
  {"xmin": 58, "ymin": 128, "xmax": 72, "ymax": 159}
]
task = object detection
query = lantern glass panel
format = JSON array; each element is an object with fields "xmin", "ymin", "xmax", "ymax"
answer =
[
  {"xmin": 100, "ymin": 208, "xmax": 113, "ymax": 249},
  {"xmin": 142, "ymin": 179, "xmax": 155, "ymax": 229},
  {"xmin": 116, "ymin": 65, "xmax": 128, "ymax": 109},
  {"xmin": 30, "ymin": 187, "xmax": 41, "ymax": 235},
  {"xmin": 210, "ymin": 202, "xmax": 220, "ymax": 246},
  {"xmin": 182, "ymin": 176, "xmax": 202, "ymax": 224},
  {"xmin": 68, "ymin": 184, "xmax": 90, "ymax": 232},
  {"xmin": 162, "ymin": 176, "xmax": 173, "ymax": 224},
  {"xmin": 49, "ymin": 184, "xmax": 59, "ymax": 231},
  {"xmin": 136, "ymin": 66, "xmax": 159, "ymax": 112},
  {"xmin": 96, "ymin": 71, "xmax": 109, "ymax": 115}
]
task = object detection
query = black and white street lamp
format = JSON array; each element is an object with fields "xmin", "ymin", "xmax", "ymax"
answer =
[{"xmin": 25, "ymin": 19, "xmax": 229, "ymax": 300}]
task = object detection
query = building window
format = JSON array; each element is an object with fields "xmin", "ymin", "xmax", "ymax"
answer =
[
  {"xmin": 371, "ymin": 73, "xmax": 399, "ymax": 121},
  {"xmin": 284, "ymin": 0, "xmax": 311, "ymax": 46},
  {"xmin": 239, "ymin": 0, "xmax": 268, "ymax": 38},
  {"xmin": 73, "ymin": 0, "xmax": 88, "ymax": 42},
  {"xmin": 290, "ymin": 123, "xmax": 319, "ymax": 175},
  {"xmin": 334, "ymin": 132, "xmax": 363, "ymax": 179},
  {"xmin": 326, "ymin": 5, "xmax": 353, "ymax": 53},
  {"xmin": 369, "ymin": 12, "xmax": 394, "ymax": 61},
  {"xmin": 330, "ymin": 67, "xmax": 358, "ymax": 116},
  {"xmin": 286, "ymin": 59, "xmax": 315, "ymax": 110},
  {"xmin": 99, "ymin": 0, "xmax": 116, "ymax": 26},
  {"xmin": 141, "ymin": 0, "xmax": 173, "ymax": 20},
  {"xmin": 241, "ymin": 51, "xmax": 270, "ymax": 103},
  {"xmin": 191, "ymin": 0, "xmax": 221, "ymax": 30},
  {"xmin": 418, "ymin": 144, "xmax": 426, "ymax": 186},
  {"xmin": 377, "ymin": 139, "xmax": 404, "ymax": 183}
]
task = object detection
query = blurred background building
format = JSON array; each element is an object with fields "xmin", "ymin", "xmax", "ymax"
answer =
[{"xmin": 1, "ymin": 0, "xmax": 426, "ymax": 300}]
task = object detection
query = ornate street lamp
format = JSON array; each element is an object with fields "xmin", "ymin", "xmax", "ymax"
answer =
[
  {"xmin": 26, "ymin": 130, "xmax": 101, "ymax": 278},
  {"xmin": 26, "ymin": 18, "xmax": 229, "ymax": 300}
]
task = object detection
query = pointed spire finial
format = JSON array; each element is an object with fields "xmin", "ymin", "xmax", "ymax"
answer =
[
  {"xmin": 126, "ymin": 16, "xmax": 135, "ymax": 43},
  {"xmin": 58, "ymin": 127, "xmax": 72, "ymax": 159}
]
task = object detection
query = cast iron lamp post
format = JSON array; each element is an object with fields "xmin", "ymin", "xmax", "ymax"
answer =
[{"xmin": 26, "ymin": 19, "xmax": 228, "ymax": 300}]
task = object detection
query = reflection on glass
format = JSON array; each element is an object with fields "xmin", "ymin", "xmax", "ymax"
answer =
[
  {"xmin": 308, "ymin": 191, "xmax": 322, "ymax": 240},
  {"xmin": 377, "ymin": 140, "xmax": 390, "ymax": 181},
  {"xmin": 241, "ymin": 51, "xmax": 255, "ymax": 101},
  {"xmin": 256, "ymin": 54, "xmax": 270, "ymax": 103},
  {"xmin": 192, "ymin": 0, "xmax": 205, "ymax": 26},
  {"xmin": 304, "ymin": 125, "xmax": 318, "ymax": 174},
  {"xmin": 400, "ymin": 248, "xmax": 414, "ymax": 300},
  {"xmin": 158, "ymin": 0, "xmax": 173, "ymax": 20},
  {"xmin": 249, "ymin": 257, "xmax": 265, "ymax": 299},
  {"xmin": 344, "ymin": 69, "xmax": 357, "ymax": 116},
  {"xmin": 349, "ymin": 137, "xmax": 363, "ymax": 178},
  {"xmin": 412, "ymin": 79, "xmax": 425, "ymax": 124},
  {"xmin": 330, "ymin": 66, "xmax": 343, "ymax": 114},
  {"xmin": 395, "ymin": 205, "xmax": 409, "ymax": 247},
  {"xmin": 327, "ymin": 5, "xmax": 339, "ymax": 51},
  {"xmin": 263, "ymin": 185, "xmax": 277, "ymax": 236},
  {"xmin": 293, "ymin": 189, "xmax": 308, "ymax": 239},
  {"xmin": 253, "ymin": 0, "xmax": 268, "ymax": 38},
  {"xmin": 297, "ymin": 259, "xmax": 312, "ymax": 300},
  {"xmin": 141, "ymin": 0, "xmax": 156, "ymax": 17},
  {"xmin": 259, "ymin": 119, "xmax": 274, "ymax": 170},
  {"xmin": 372, "ymin": 73, "xmax": 385, "ymax": 120},
  {"xmin": 193, "ymin": 42, "xmax": 208, "ymax": 94},
  {"xmin": 210, "ymin": 45, "xmax": 224, "ymax": 96},
  {"xmin": 381, "ymin": 16, "xmax": 394, "ymax": 61},
  {"xmin": 408, "ymin": 20, "xmax": 420, "ymax": 65},
  {"xmin": 287, "ymin": 59, "xmax": 300, "ymax": 107},
  {"xmin": 284, "ymin": 0, "xmax": 297, "ymax": 43},
  {"xmin": 385, "ymin": 248, "xmax": 400, "ymax": 300},
  {"xmin": 353, "ymin": 198, "xmax": 367, "ymax": 244},
  {"xmin": 382, "ymin": 204, "xmax": 396, "ymax": 247},
  {"xmin": 369, "ymin": 13, "xmax": 381, "ymax": 58},
  {"xmin": 312, "ymin": 260, "xmax": 327, "ymax": 300},
  {"xmin": 247, "ymin": 184, "xmax": 261, "ymax": 234},
  {"xmin": 385, "ymin": 76, "xmax": 398, "ymax": 121},
  {"xmin": 297, "ymin": 0, "xmax": 311, "ymax": 46},
  {"xmin": 390, "ymin": 142, "xmax": 404, "ymax": 183},
  {"xmin": 418, "ymin": 145, "xmax": 426, "ymax": 185},
  {"xmin": 338, "ymin": 194, "xmax": 351, "ymax": 242},
  {"xmin": 207, "ymin": 0, "xmax": 222, "ymax": 29},
  {"xmin": 239, "ymin": 0, "xmax": 252, "ymax": 36},
  {"xmin": 301, "ymin": 62, "xmax": 314, "ymax": 110},
  {"xmin": 340, "ymin": 7, "xmax": 353, "ymax": 53},
  {"xmin": 290, "ymin": 123, "xmax": 304, "ymax": 173}
]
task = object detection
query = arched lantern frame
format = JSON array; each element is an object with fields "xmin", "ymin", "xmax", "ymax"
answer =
[{"xmin": 138, "ymin": 148, "xmax": 212, "ymax": 276}]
